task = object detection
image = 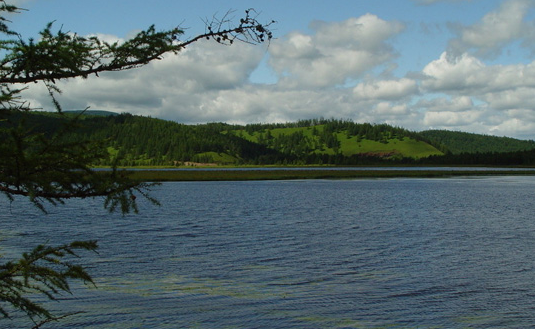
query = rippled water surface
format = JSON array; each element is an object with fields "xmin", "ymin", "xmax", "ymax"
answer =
[{"xmin": 2, "ymin": 176, "xmax": 535, "ymax": 328}]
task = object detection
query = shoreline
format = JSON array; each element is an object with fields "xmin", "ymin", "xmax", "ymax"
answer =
[{"xmin": 125, "ymin": 168, "xmax": 535, "ymax": 182}]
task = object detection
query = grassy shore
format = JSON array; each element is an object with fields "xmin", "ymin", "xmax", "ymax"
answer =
[{"xmin": 126, "ymin": 168, "xmax": 535, "ymax": 182}]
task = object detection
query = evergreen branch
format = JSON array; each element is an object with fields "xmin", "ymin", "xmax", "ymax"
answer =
[
  {"xmin": 0, "ymin": 9, "xmax": 273, "ymax": 85},
  {"xmin": 0, "ymin": 181, "xmax": 138, "ymax": 200},
  {"xmin": 0, "ymin": 241, "xmax": 98, "ymax": 321}
]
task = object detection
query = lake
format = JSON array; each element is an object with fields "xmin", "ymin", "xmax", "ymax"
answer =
[{"xmin": 2, "ymin": 176, "xmax": 535, "ymax": 328}]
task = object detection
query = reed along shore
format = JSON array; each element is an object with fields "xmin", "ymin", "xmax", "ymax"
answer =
[{"xmin": 126, "ymin": 168, "xmax": 535, "ymax": 182}]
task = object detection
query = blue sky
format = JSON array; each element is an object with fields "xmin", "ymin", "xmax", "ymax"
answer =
[{"xmin": 10, "ymin": 0, "xmax": 535, "ymax": 139}]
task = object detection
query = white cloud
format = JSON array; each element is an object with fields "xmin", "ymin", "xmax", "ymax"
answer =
[
  {"xmin": 421, "ymin": 52, "xmax": 486, "ymax": 92},
  {"xmin": 353, "ymin": 78, "xmax": 418, "ymax": 100},
  {"xmin": 448, "ymin": 0, "xmax": 535, "ymax": 58},
  {"xmin": 422, "ymin": 51, "xmax": 535, "ymax": 113},
  {"xmin": 310, "ymin": 14, "xmax": 403, "ymax": 51},
  {"xmin": 150, "ymin": 41, "xmax": 263, "ymax": 91},
  {"xmin": 269, "ymin": 14, "xmax": 404, "ymax": 88},
  {"xmin": 423, "ymin": 109, "xmax": 483, "ymax": 126},
  {"xmin": 17, "ymin": 4, "xmax": 535, "ymax": 140},
  {"xmin": 424, "ymin": 52, "xmax": 524, "ymax": 82},
  {"xmin": 157, "ymin": 87, "xmax": 369, "ymax": 125},
  {"xmin": 417, "ymin": 96, "xmax": 474, "ymax": 112},
  {"xmin": 374, "ymin": 102, "xmax": 410, "ymax": 116},
  {"xmin": 483, "ymin": 87, "xmax": 535, "ymax": 111},
  {"xmin": 490, "ymin": 117, "xmax": 535, "ymax": 138},
  {"xmin": 23, "ymin": 38, "xmax": 264, "ymax": 114}
]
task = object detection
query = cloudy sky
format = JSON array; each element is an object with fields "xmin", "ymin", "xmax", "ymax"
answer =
[{"xmin": 10, "ymin": 0, "xmax": 535, "ymax": 139}]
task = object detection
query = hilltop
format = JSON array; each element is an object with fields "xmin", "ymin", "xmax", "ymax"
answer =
[
  {"xmin": 420, "ymin": 130, "xmax": 535, "ymax": 154},
  {"xmin": 63, "ymin": 110, "xmax": 119, "ymax": 117},
  {"xmin": 4, "ymin": 112, "xmax": 535, "ymax": 166}
]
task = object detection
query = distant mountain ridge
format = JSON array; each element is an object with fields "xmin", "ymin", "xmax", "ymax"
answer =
[{"xmin": 6, "ymin": 112, "xmax": 535, "ymax": 166}]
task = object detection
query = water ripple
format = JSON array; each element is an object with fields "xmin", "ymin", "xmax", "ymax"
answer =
[{"xmin": 2, "ymin": 177, "xmax": 535, "ymax": 328}]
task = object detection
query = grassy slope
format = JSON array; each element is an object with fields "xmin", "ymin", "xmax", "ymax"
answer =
[
  {"xmin": 196, "ymin": 151, "xmax": 238, "ymax": 163},
  {"xmin": 17, "ymin": 112, "xmax": 535, "ymax": 166},
  {"xmin": 234, "ymin": 126, "xmax": 443, "ymax": 159},
  {"xmin": 338, "ymin": 135, "xmax": 442, "ymax": 158}
]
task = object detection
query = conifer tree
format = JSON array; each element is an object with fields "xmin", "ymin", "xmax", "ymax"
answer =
[{"xmin": 0, "ymin": 1, "xmax": 272, "ymax": 326}]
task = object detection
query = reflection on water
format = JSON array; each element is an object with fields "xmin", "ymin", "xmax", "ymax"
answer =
[{"xmin": 2, "ymin": 176, "xmax": 535, "ymax": 328}]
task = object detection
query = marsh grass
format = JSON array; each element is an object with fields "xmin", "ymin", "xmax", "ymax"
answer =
[{"xmin": 126, "ymin": 169, "xmax": 535, "ymax": 182}]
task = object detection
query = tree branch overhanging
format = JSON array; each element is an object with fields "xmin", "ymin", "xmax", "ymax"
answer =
[
  {"xmin": 0, "ymin": 3, "xmax": 273, "ymax": 324},
  {"xmin": 0, "ymin": 8, "xmax": 274, "ymax": 85}
]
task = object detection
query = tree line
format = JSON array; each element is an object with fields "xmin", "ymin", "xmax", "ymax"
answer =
[
  {"xmin": 420, "ymin": 129, "xmax": 535, "ymax": 154},
  {"xmin": 8, "ymin": 112, "xmax": 535, "ymax": 167}
]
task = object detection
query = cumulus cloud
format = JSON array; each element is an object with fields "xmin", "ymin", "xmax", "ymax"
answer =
[
  {"xmin": 483, "ymin": 87, "xmax": 535, "ymax": 111},
  {"xmin": 416, "ymin": 96, "xmax": 474, "ymax": 112},
  {"xmin": 87, "ymin": 33, "xmax": 125, "ymax": 45},
  {"xmin": 422, "ymin": 51, "xmax": 535, "ymax": 95},
  {"xmin": 17, "ymin": 3, "xmax": 535, "ymax": 140},
  {"xmin": 416, "ymin": 48, "xmax": 535, "ymax": 137},
  {"xmin": 421, "ymin": 52, "xmax": 486, "ymax": 92},
  {"xmin": 22, "ymin": 13, "xmax": 412, "ymax": 125},
  {"xmin": 490, "ymin": 116, "xmax": 535, "ymax": 138},
  {"xmin": 423, "ymin": 109, "xmax": 483, "ymax": 126},
  {"xmin": 373, "ymin": 102, "xmax": 410, "ymax": 116},
  {"xmin": 191, "ymin": 87, "xmax": 357, "ymax": 124},
  {"xmin": 268, "ymin": 14, "xmax": 404, "ymax": 88},
  {"xmin": 448, "ymin": 0, "xmax": 535, "ymax": 58},
  {"xmin": 353, "ymin": 78, "xmax": 418, "ymax": 100},
  {"xmin": 22, "ymin": 38, "xmax": 265, "ymax": 117}
]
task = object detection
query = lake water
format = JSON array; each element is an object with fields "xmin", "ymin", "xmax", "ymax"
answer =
[{"xmin": 2, "ymin": 176, "xmax": 535, "ymax": 328}]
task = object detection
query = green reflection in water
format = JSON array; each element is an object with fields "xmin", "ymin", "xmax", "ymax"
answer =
[{"xmin": 91, "ymin": 270, "xmax": 402, "ymax": 328}]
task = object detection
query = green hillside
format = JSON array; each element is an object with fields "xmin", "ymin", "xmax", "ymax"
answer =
[
  {"xmin": 5, "ymin": 112, "xmax": 535, "ymax": 166},
  {"xmin": 420, "ymin": 130, "xmax": 535, "ymax": 154},
  {"xmin": 232, "ymin": 122, "xmax": 441, "ymax": 160}
]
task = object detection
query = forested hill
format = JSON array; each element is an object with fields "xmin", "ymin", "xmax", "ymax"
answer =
[
  {"xmin": 420, "ymin": 130, "xmax": 535, "ymax": 154},
  {"xmin": 6, "ymin": 112, "xmax": 535, "ymax": 166}
]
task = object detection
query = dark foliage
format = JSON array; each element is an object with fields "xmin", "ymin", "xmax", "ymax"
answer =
[
  {"xmin": 16, "ymin": 113, "xmax": 535, "ymax": 167},
  {"xmin": 420, "ymin": 129, "xmax": 535, "ymax": 154}
]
